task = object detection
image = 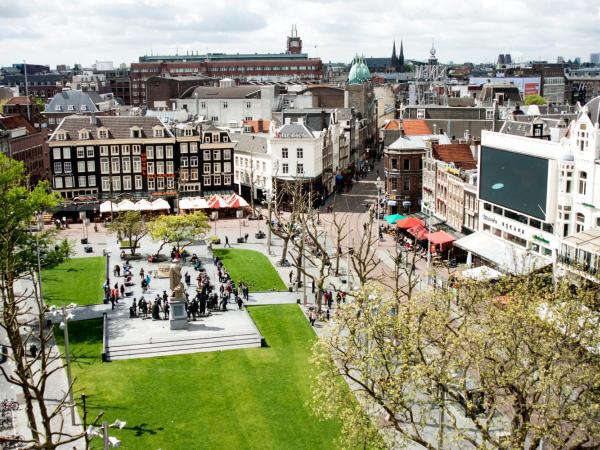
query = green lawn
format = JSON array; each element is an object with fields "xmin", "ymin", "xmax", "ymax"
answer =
[
  {"xmin": 213, "ymin": 248, "xmax": 286, "ymax": 291},
  {"xmin": 42, "ymin": 256, "xmax": 105, "ymax": 306},
  {"xmin": 58, "ymin": 305, "xmax": 342, "ymax": 450}
]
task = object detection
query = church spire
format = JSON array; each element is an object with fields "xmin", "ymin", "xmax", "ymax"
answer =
[
  {"xmin": 398, "ymin": 40, "xmax": 405, "ymax": 72},
  {"xmin": 391, "ymin": 40, "xmax": 398, "ymax": 70}
]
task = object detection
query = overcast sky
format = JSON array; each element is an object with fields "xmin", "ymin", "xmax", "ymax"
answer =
[{"xmin": 1, "ymin": 0, "xmax": 599, "ymax": 68}]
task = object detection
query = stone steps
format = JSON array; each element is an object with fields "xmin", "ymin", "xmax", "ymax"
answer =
[{"xmin": 106, "ymin": 332, "xmax": 262, "ymax": 361}]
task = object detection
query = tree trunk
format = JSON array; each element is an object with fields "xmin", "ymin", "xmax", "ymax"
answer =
[{"xmin": 280, "ymin": 237, "xmax": 290, "ymax": 264}]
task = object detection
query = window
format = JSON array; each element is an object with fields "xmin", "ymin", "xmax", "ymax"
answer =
[
  {"xmin": 122, "ymin": 157, "xmax": 131, "ymax": 172},
  {"xmin": 76, "ymin": 147, "xmax": 85, "ymax": 158},
  {"xmin": 64, "ymin": 177, "xmax": 73, "ymax": 188},
  {"xmin": 148, "ymin": 179, "xmax": 155, "ymax": 191},
  {"xmin": 166, "ymin": 161, "xmax": 174, "ymax": 173},
  {"xmin": 100, "ymin": 158, "xmax": 109, "ymax": 174},
  {"xmin": 204, "ymin": 163, "xmax": 211, "ymax": 173},
  {"xmin": 54, "ymin": 177, "xmax": 63, "ymax": 189},
  {"xmin": 190, "ymin": 142, "xmax": 198, "ymax": 153},
  {"xmin": 156, "ymin": 161, "xmax": 164, "ymax": 174},
  {"xmin": 190, "ymin": 169, "xmax": 198, "ymax": 180},
  {"xmin": 296, "ymin": 163, "xmax": 304, "ymax": 174},
  {"xmin": 181, "ymin": 157, "xmax": 188, "ymax": 167},
  {"xmin": 262, "ymin": 162, "xmax": 266, "ymax": 172},
  {"xmin": 213, "ymin": 175, "xmax": 222, "ymax": 186},
  {"xmin": 403, "ymin": 178, "xmax": 410, "ymax": 192},
  {"xmin": 180, "ymin": 143, "xmax": 188, "ymax": 153},
  {"xmin": 54, "ymin": 162, "xmax": 62, "ymax": 174},
  {"xmin": 167, "ymin": 178, "xmax": 175, "ymax": 189},
  {"xmin": 87, "ymin": 160, "xmax": 95, "ymax": 172},
  {"xmin": 156, "ymin": 146, "xmax": 164, "ymax": 159},
  {"xmin": 123, "ymin": 176, "xmax": 132, "ymax": 190},
  {"xmin": 63, "ymin": 148, "xmax": 71, "ymax": 159},
  {"xmin": 403, "ymin": 159, "xmax": 410, "ymax": 170},
  {"xmin": 86, "ymin": 146, "xmax": 94, "ymax": 158},
  {"xmin": 166, "ymin": 146, "xmax": 173, "ymax": 158},
  {"xmin": 122, "ymin": 145, "xmax": 130, "ymax": 155},
  {"xmin": 213, "ymin": 163, "xmax": 221, "ymax": 173},
  {"xmin": 203, "ymin": 150, "xmax": 211, "ymax": 160},
  {"xmin": 417, "ymin": 108, "xmax": 426, "ymax": 119},
  {"xmin": 64, "ymin": 162, "xmax": 72, "ymax": 173},
  {"xmin": 297, "ymin": 148, "xmax": 303, "ymax": 158},
  {"xmin": 130, "ymin": 128, "xmax": 141, "ymax": 138},
  {"xmin": 112, "ymin": 176, "xmax": 121, "ymax": 191},
  {"xmin": 578, "ymin": 171, "xmax": 587, "ymax": 195},
  {"xmin": 100, "ymin": 146, "xmax": 108, "ymax": 156},
  {"xmin": 135, "ymin": 175, "xmax": 142, "ymax": 190},
  {"xmin": 282, "ymin": 148, "xmax": 288, "ymax": 158},
  {"xmin": 67, "ymin": 104, "xmax": 75, "ymax": 111},
  {"xmin": 54, "ymin": 105, "xmax": 62, "ymax": 112},
  {"xmin": 223, "ymin": 101, "xmax": 228, "ymax": 109},
  {"xmin": 111, "ymin": 158, "xmax": 120, "ymax": 173},
  {"xmin": 576, "ymin": 212, "xmax": 585, "ymax": 233},
  {"xmin": 98, "ymin": 129, "xmax": 109, "ymax": 139},
  {"xmin": 101, "ymin": 177, "xmax": 110, "ymax": 191},
  {"xmin": 183, "ymin": 129, "xmax": 193, "ymax": 136},
  {"xmin": 190, "ymin": 156, "xmax": 198, "ymax": 167},
  {"xmin": 77, "ymin": 161, "xmax": 85, "ymax": 172},
  {"xmin": 132, "ymin": 145, "xmax": 141, "ymax": 155},
  {"xmin": 391, "ymin": 159, "xmax": 397, "ymax": 169},
  {"xmin": 88, "ymin": 175, "xmax": 96, "ymax": 187},
  {"xmin": 146, "ymin": 146, "xmax": 154, "ymax": 159},
  {"xmin": 110, "ymin": 145, "xmax": 119, "ymax": 156},
  {"xmin": 53, "ymin": 148, "xmax": 61, "ymax": 160},
  {"xmin": 223, "ymin": 149, "xmax": 231, "ymax": 159},
  {"xmin": 485, "ymin": 109, "xmax": 494, "ymax": 120},
  {"xmin": 153, "ymin": 127, "xmax": 164, "ymax": 138},
  {"xmin": 201, "ymin": 101, "xmax": 206, "ymax": 109},
  {"xmin": 133, "ymin": 156, "xmax": 141, "ymax": 173},
  {"xmin": 224, "ymin": 162, "xmax": 231, "ymax": 173},
  {"xmin": 224, "ymin": 174, "xmax": 231, "ymax": 185},
  {"xmin": 213, "ymin": 149, "xmax": 221, "ymax": 160},
  {"xmin": 282, "ymin": 163, "xmax": 289, "ymax": 174},
  {"xmin": 211, "ymin": 116, "xmax": 218, "ymax": 122},
  {"xmin": 156, "ymin": 177, "xmax": 164, "ymax": 190},
  {"xmin": 147, "ymin": 162, "xmax": 154, "ymax": 175},
  {"xmin": 203, "ymin": 176, "xmax": 211, "ymax": 186}
]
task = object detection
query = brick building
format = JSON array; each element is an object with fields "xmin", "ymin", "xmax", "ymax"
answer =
[
  {"xmin": 48, "ymin": 116, "xmax": 234, "ymax": 200},
  {"xmin": 146, "ymin": 76, "xmax": 216, "ymax": 110},
  {"xmin": 0, "ymin": 115, "xmax": 49, "ymax": 183}
]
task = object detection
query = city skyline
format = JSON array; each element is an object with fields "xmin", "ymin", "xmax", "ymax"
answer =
[{"xmin": 1, "ymin": 0, "xmax": 599, "ymax": 68}]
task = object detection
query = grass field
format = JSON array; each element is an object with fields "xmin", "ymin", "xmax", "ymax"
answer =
[
  {"xmin": 213, "ymin": 248, "xmax": 286, "ymax": 291},
  {"xmin": 42, "ymin": 256, "xmax": 105, "ymax": 306},
  {"xmin": 58, "ymin": 305, "xmax": 342, "ymax": 450}
]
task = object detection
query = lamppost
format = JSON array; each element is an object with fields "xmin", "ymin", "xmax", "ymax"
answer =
[
  {"xmin": 302, "ymin": 225, "xmax": 307, "ymax": 305},
  {"xmin": 54, "ymin": 305, "xmax": 76, "ymax": 426}
]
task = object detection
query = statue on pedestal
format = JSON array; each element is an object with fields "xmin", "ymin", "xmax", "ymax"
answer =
[{"xmin": 169, "ymin": 262, "xmax": 185, "ymax": 299}]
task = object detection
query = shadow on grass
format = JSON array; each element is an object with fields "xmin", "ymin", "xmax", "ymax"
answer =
[{"xmin": 127, "ymin": 423, "xmax": 164, "ymax": 437}]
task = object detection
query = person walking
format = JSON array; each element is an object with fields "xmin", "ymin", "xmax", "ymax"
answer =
[
  {"xmin": 119, "ymin": 284, "xmax": 125, "ymax": 299},
  {"xmin": 309, "ymin": 309, "xmax": 317, "ymax": 326},
  {"xmin": 289, "ymin": 270, "xmax": 293, "ymax": 284},
  {"xmin": 114, "ymin": 264, "xmax": 120, "ymax": 277},
  {"xmin": 224, "ymin": 236, "xmax": 231, "ymax": 248},
  {"xmin": 139, "ymin": 267, "xmax": 145, "ymax": 280}
]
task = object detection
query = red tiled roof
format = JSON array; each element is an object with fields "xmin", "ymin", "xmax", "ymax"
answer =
[
  {"xmin": 5, "ymin": 96, "xmax": 32, "ymax": 105},
  {"xmin": 432, "ymin": 143, "xmax": 477, "ymax": 170},
  {"xmin": 402, "ymin": 119, "xmax": 432, "ymax": 136},
  {"xmin": 0, "ymin": 115, "xmax": 36, "ymax": 134},
  {"xmin": 383, "ymin": 119, "xmax": 401, "ymax": 130},
  {"xmin": 243, "ymin": 119, "xmax": 270, "ymax": 133}
]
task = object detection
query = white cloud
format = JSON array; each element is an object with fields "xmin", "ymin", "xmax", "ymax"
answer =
[{"xmin": 0, "ymin": 0, "xmax": 598, "ymax": 67}]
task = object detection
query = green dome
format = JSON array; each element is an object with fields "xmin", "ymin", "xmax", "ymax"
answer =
[{"xmin": 348, "ymin": 55, "xmax": 371, "ymax": 85}]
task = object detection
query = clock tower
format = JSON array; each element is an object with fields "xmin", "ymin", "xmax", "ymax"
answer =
[{"xmin": 286, "ymin": 24, "xmax": 302, "ymax": 54}]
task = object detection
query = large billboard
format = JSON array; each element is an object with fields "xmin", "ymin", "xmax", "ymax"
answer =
[
  {"xmin": 469, "ymin": 76, "xmax": 541, "ymax": 95},
  {"xmin": 479, "ymin": 146, "xmax": 548, "ymax": 220}
]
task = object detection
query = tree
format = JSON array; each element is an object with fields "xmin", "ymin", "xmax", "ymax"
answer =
[
  {"xmin": 349, "ymin": 213, "xmax": 380, "ymax": 286},
  {"xmin": 148, "ymin": 211, "xmax": 210, "ymax": 256},
  {"xmin": 330, "ymin": 213, "xmax": 348, "ymax": 276},
  {"xmin": 525, "ymin": 94, "xmax": 547, "ymax": 105},
  {"xmin": 0, "ymin": 153, "xmax": 84, "ymax": 448},
  {"xmin": 311, "ymin": 274, "xmax": 600, "ymax": 449},
  {"xmin": 107, "ymin": 210, "xmax": 147, "ymax": 255}
]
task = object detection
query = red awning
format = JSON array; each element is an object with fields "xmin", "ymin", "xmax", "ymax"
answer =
[
  {"xmin": 428, "ymin": 230, "xmax": 456, "ymax": 245},
  {"xmin": 396, "ymin": 217, "xmax": 425, "ymax": 229},
  {"xmin": 407, "ymin": 225, "xmax": 428, "ymax": 240},
  {"xmin": 207, "ymin": 195, "xmax": 229, "ymax": 209}
]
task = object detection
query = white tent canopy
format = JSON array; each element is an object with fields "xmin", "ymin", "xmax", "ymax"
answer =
[
  {"xmin": 460, "ymin": 266, "xmax": 503, "ymax": 281},
  {"xmin": 117, "ymin": 199, "xmax": 136, "ymax": 211},
  {"xmin": 99, "ymin": 201, "xmax": 117, "ymax": 214},
  {"xmin": 151, "ymin": 198, "xmax": 170, "ymax": 211},
  {"xmin": 192, "ymin": 197, "xmax": 209, "ymax": 209},
  {"xmin": 134, "ymin": 199, "xmax": 153, "ymax": 211},
  {"xmin": 179, "ymin": 198, "xmax": 194, "ymax": 210}
]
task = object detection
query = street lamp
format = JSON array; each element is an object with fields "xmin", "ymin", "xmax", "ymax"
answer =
[{"xmin": 52, "ymin": 304, "xmax": 77, "ymax": 426}]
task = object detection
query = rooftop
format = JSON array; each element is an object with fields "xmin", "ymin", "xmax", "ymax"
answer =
[
  {"xmin": 46, "ymin": 90, "xmax": 104, "ymax": 114},
  {"xmin": 139, "ymin": 52, "xmax": 311, "ymax": 63},
  {"xmin": 243, "ymin": 119, "xmax": 270, "ymax": 133},
  {"xmin": 0, "ymin": 115, "xmax": 37, "ymax": 134},
  {"xmin": 432, "ymin": 143, "xmax": 477, "ymax": 170},
  {"xmin": 563, "ymin": 227, "xmax": 600, "ymax": 255},
  {"xmin": 5, "ymin": 96, "xmax": 32, "ymax": 105},
  {"xmin": 185, "ymin": 86, "xmax": 262, "ymax": 100},
  {"xmin": 403, "ymin": 119, "xmax": 432, "ymax": 136},
  {"xmin": 232, "ymin": 133, "xmax": 269, "ymax": 154},
  {"xmin": 388, "ymin": 133, "xmax": 450, "ymax": 150},
  {"xmin": 49, "ymin": 116, "xmax": 173, "ymax": 141}
]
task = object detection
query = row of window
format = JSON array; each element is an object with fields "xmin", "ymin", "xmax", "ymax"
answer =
[
  {"xmin": 281, "ymin": 148, "xmax": 303, "ymax": 159},
  {"xmin": 54, "ymin": 127, "xmax": 166, "ymax": 141},
  {"xmin": 280, "ymin": 163, "xmax": 303, "ymax": 174}
]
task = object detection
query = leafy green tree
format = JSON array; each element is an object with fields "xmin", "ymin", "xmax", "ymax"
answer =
[
  {"xmin": 148, "ymin": 211, "xmax": 210, "ymax": 255},
  {"xmin": 107, "ymin": 210, "xmax": 148, "ymax": 255},
  {"xmin": 311, "ymin": 275, "xmax": 600, "ymax": 449},
  {"xmin": 525, "ymin": 94, "xmax": 547, "ymax": 105},
  {"xmin": 0, "ymin": 153, "xmax": 83, "ymax": 448}
]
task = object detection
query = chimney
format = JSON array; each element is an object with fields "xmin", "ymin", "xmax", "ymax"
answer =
[
  {"xmin": 257, "ymin": 119, "xmax": 264, "ymax": 132},
  {"xmin": 284, "ymin": 117, "xmax": 291, "ymax": 125},
  {"xmin": 90, "ymin": 113, "xmax": 97, "ymax": 126},
  {"xmin": 297, "ymin": 117, "xmax": 304, "ymax": 125},
  {"xmin": 432, "ymin": 124, "xmax": 437, "ymax": 135}
]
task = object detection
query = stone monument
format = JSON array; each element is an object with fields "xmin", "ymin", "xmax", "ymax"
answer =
[{"xmin": 168, "ymin": 261, "xmax": 188, "ymax": 330}]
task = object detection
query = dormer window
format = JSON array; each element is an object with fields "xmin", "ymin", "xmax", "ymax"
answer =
[
  {"xmin": 184, "ymin": 129, "xmax": 193, "ymax": 136},
  {"xmin": 81, "ymin": 105, "xmax": 88, "ymax": 111},
  {"xmin": 97, "ymin": 127, "xmax": 109, "ymax": 139},
  {"xmin": 212, "ymin": 133, "xmax": 220, "ymax": 142},
  {"xmin": 130, "ymin": 127, "xmax": 142, "ymax": 138},
  {"xmin": 55, "ymin": 131, "xmax": 67, "ymax": 141},
  {"xmin": 67, "ymin": 105, "xmax": 75, "ymax": 111},
  {"xmin": 54, "ymin": 105, "xmax": 62, "ymax": 112},
  {"xmin": 153, "ymin": 126, "xmax": 164, "ymax": 138},
  {"xmin": 78, "ymin": 129, "xmax": 89, "ymax": 140}
]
